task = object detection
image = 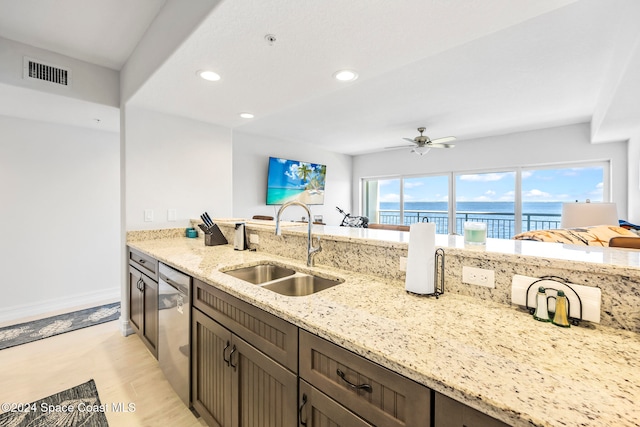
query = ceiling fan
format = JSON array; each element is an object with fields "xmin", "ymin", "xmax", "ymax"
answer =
[{"xmin": 386, "ymin": 127, "xmax": 456, "ymax": 155}]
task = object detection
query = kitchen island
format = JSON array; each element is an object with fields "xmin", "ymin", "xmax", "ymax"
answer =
[{"xmin": 127, "ymin": 228, "xmax": 640, "ymax": 427}]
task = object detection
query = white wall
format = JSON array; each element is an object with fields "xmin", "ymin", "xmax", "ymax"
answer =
[
  {"xmin": 232, "ymin": 131, "xmax": 353, "ymax": 226},
  {"xmin": 125, "ymin": 107, "xmax": 233, "ymax": 230},
  {"xmin": 0, "ymin": 115, "xmax": 120, "ymax": 321},
  {"xmin": 628, "ymin": 133, "xmax": 640, "ymax": 224},
  {"xmin": 353, "ymin": 123, "xmax": 629, "ymax": 219},
  {"xmin": 0, "ymin": 36, "xmax": 119, "ymax": 107}
]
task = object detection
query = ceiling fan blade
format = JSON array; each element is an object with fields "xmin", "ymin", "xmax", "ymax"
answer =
[
  {"xmin": 385, "ymin": 144, "xmax": 415, "ymax": 150},
  {"xmin": 428, "ymin": 143, "xmax": 455, "ymax": 148},
  {"xmin": 429, "ymin": 136, "xmax": 456, "ymax": 144},
  {"xmin": 402, "ymin": 138, "xmax": 417, "ymax": 143}
]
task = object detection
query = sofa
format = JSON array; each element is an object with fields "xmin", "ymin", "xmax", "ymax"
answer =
[{"xmin": 512, "ymin": 225, "xmax": 640, "ymax": 247}]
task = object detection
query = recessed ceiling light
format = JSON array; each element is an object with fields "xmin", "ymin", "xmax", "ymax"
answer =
[
  {"xmin": 239, "ymin": 112, "xmax": 254, "ymax": 119},
  {"xmin": 333, "ymin": 69, "xmax": 358, "ymax": 82},
  {"xmin": 198, "ymin": 70, "xmax": 221, "ymax": 81}
]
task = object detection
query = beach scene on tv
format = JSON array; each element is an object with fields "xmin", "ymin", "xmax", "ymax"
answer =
[{"xmin": 266, "ymin": 157, "xmax": 326, "ymax": 205}]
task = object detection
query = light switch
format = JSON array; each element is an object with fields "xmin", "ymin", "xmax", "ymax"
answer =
[
  {"xmin": 144, "ymin": 209, "xmax": 153, "ymax": 222},
  {"xmin": 168, "ymin": 209, "xmax": 177, "ymax": 221}
]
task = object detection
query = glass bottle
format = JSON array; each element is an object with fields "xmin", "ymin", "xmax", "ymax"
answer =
[
  {"xmin": 552, "ymin": 290, "xmax": 571, "ymax": 328},
  {"xmin": 533, "ymin": 287, "xmax": 550, "ymax": 322}
]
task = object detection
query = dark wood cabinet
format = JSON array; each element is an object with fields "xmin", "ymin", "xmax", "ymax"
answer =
[
  {"xmin": 299, "ymin": 329, "xmax": 431, "ymax": 427},
  {"xmin": 192, "ymin": 279, "xmax": 298, "ymax": 427},
  {"xmin": 128, "ymin": 248, "xmax": 159, "ymax": 358},
  {"xmin": 434, "ymin": 393, "xmax": 510, "ymax": 427},
  {"xmin": 299, "ymin": 380, "xmax": 373, "ymax": 427}
]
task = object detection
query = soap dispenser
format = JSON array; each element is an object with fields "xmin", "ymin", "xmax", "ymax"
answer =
[
  {"xmin": 552, "ymin": 290, "xmax": 571, "ymax": 328},
  {"xmin": 533, "ymin": 287, "xmax": 550, "ymax": 322}
]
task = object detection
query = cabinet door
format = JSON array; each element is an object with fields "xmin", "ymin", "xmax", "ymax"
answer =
[
  {"xmin": 193, "ymin": 279, "xmax": 298, "ymax": 372},
  {"xmin": 231, "ymin": 335, "xmax": 297, "ymax": 427},
  {"xmin": 300, "ymin": 330, "xmax": 431, "ymax": 427},
  {"xmin": 434, "ymin": 393, "xmax": 510, "ymax": 427},
  {"xmin": 128, "ymin": 266, "xmax": 144, "ymax": 333},
  {"xmin": 141, "ymin": 272, "xmax": 158, "ymax": 358},
  {"xmin": 192, "ymin": 308, "xmax": 233, "ymax": 427},
  {"xmin": 299, "ymin": 380, "xmax": 373, "ymax": 427}
]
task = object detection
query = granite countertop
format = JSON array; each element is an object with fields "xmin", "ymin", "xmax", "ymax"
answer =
[
  {"xmin": 127, "ymin": 236, "xmax": 640, "ymax": 427},
  {"xmin": 209, "ymin": 220, "xmax": 640, "ymax": 271}
]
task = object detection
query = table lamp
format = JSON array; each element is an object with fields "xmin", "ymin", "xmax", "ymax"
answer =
[{"xmin": 560, "ymin": 201, "xmax": 618, "ymax": 228}]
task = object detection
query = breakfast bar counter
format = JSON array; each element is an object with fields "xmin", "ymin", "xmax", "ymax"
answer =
[{"xmin": 127, "ymin": 234, "xmax": 640, "ymax": 427}]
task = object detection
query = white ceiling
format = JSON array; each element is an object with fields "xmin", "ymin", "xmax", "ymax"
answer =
[
  {"xmin": 1, "ymin": 0, "xmax": 639, "ymax": 154},
  {"xmin": 0, "ymin": 0, "xmax": 165, "ymax": 70}
]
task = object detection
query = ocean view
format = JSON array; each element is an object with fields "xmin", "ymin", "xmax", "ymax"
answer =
[
  {"xmin": 381, "ymin": 201, "xmax": 563, "ymax": 215},
  {"xmin": 378, "ymin": 201, "xmax": 563, "ymax": 237}
]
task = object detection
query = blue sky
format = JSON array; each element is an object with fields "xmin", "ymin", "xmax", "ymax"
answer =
[{"xmin": 378, "ymin": 166, "xmax": 604, "ymax": 203}]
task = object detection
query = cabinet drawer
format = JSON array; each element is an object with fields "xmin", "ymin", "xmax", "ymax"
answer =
[
  {"xmin": 128, "ymin": 247, "xmax": 158, "ymax": 280},
  {"xmin": 193, "ymin": 278, "xmax": 298, "ymax": 373},
  {"xmin": 300, "ymin": 330, "xmax": 431, "ymax": 427},
  {"xmin": 299, "ymin": 380, "xmax": 373, "ymax": 427},
  {"xmin": 435, "ymin": 393, "xmax": 510, "ymax": 427}
]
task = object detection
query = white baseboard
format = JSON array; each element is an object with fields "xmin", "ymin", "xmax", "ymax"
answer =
[
  {"xmin": 119, "ymin": 316, "xmax": 134, "ymax": 336},
  {"xmin": 0, "ymin": 288, "xmax": 120, "ymax": 325}
]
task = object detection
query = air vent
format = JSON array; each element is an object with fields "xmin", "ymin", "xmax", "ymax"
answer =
[{"xmin": 23, "ymin": 57, "xmax": 71, "ymax": 87}]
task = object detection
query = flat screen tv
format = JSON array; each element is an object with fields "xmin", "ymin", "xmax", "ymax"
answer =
[{"xmin": 266, "ymin": 157, "xmax": 326, "ymax": 205}]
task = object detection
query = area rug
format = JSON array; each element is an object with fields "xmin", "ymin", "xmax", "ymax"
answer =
[
  {"xmin": 0, "ymin": 302, "xmax": 120, "ymax": 351},
  {"xmin": 0, "ymin": 379, "xmax": 109, "ymax": 427}
]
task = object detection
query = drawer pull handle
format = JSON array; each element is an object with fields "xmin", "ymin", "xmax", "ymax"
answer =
[
  {"xmin": 299, "ymin": 393, "xmax": 308, "ymax": 426},
  {"xmin": 336, "ymin": 369, "xmax": 373, "ymax": 393},
  {"xmin": 223, "ymin": 341, "xmax": 230, "ymax": 367},
  {"xmin": 229, "ymin": 345, "xmax": 237, "ymax": 370},
  {"xmin": 138, "ymin": 259, "xmax": 146, "ymax": 264}
]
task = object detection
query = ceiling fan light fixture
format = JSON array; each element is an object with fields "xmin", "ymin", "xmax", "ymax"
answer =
[
  {"xmin": 239, "ymin": 112, "xmax": 254, "ymax": 119},
  {"xmin": 333, "ymin": 69, "xmax": 358, "ymax": 82},
  {"xmin": 412, "ymin": 146, "xmax": 431, "ymax": 156},
  {"xmin": 198, "ymin": 70, "xmax": 221, "ymax": 81}
]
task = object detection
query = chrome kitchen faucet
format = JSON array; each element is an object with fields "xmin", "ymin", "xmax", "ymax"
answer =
[{"xmin": 275, "ymin": 201, "xmax": 322, "ymax": 267}]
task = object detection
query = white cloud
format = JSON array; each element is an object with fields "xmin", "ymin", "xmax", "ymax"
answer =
[
  {"xmin": 484, "ymin": 190, "xmax": 496, "ymax": 196},
  {"xmin": 596, "ymin": 182, "xmax": 603, "ymax": 189},
  {"xmin": 379, "ymin": 193, "xmax": 400, "ymax": 202},
  {"xmin": 459, "ymin": 173, "xmax": 507, "ymax": 182},
  {"xmin": 523, "ymin": 189, "xmax": 552, "ymax": 198},
  {"xmin": 522, "ymin": 171, "xmax": 533, "ymax": 179},
  {"xmin": 404, "ymin": 181, "xmax": 423, "ymax": 189}
]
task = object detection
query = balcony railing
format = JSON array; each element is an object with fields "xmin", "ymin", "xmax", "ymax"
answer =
[{"xmin": 376, "ymin": 209, "xmax": 561, "ymax": 239}]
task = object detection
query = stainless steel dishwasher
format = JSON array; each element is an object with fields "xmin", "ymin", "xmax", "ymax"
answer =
[{"xmin": 158, "ymin": 262, "xmax": 191, "ymax": 406}]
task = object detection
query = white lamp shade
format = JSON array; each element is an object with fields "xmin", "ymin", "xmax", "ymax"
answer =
[{"xmin": 561, "ymin": 202, "xmax": 618, "ymax": 228}]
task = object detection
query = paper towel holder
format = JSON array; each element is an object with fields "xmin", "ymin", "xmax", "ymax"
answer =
[
  {"xmin": 524, "ymin": 276, "xmax": 583, "ymax": 326},
  {"xmin": 407, "ymin": 248, "xmax": 445, "ymax": 298}
]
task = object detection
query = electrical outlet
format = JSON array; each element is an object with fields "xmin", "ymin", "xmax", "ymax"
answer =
[
  {"xmin": 168, "ymin": 209, "xmax": 177, "ymax": 221},
  {"xmin": 399, "ymin": 256, "xmax": 408, "ymax": 272},
  {"xmin": 462, "ymin": 266, "xmax": 495, "ymax": 288},
  {"xmin": 249, "ymin": 234, "xmax": 259, "ymax": 244},
  {"xmin": 144, "ymin": 209, "xmax": 154, "ymax": 222}
]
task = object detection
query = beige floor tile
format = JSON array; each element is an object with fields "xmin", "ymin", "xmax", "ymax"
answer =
[{"xmin": 0, "ymin": 320, "xmax": 207, "ymax": 427}]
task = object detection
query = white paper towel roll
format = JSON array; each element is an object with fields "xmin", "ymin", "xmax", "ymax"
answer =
[{"xmin": 405, "ymin": 222, "xmax": 436, "ymax": 294}]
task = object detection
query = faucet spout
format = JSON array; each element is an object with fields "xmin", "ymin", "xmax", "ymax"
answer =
[{"xmin": 275, "ymin": 201, "xmax": 322, "ymax": 267}]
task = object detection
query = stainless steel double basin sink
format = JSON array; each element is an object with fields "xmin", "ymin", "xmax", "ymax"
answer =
[{"xmin": 221, "ymin": 262, "xmax": 343, "ymax": 296}]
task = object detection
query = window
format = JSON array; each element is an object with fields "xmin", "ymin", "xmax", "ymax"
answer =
[
  {"xmin": 455, "ymin": 171, "xmax": 515, "ymax": 238},
  {"xmin": 521, "ymin": 164, "xmax": 607, "ymax": 232},
  {"xmin": 403, "ymin": 175, "xmax": 449, "ymax": 233},
  {"xmin": 361, "ymin": 161, "xmax": 608, "ymax": 238},
  {"xmin": 363, "ymin": 178, "xmax": 401, "ymax": 224}
]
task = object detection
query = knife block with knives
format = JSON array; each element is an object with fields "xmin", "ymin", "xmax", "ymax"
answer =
[{"xmin": 199, "ymin": 212, "xmax": 228, "ymax": 246}]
